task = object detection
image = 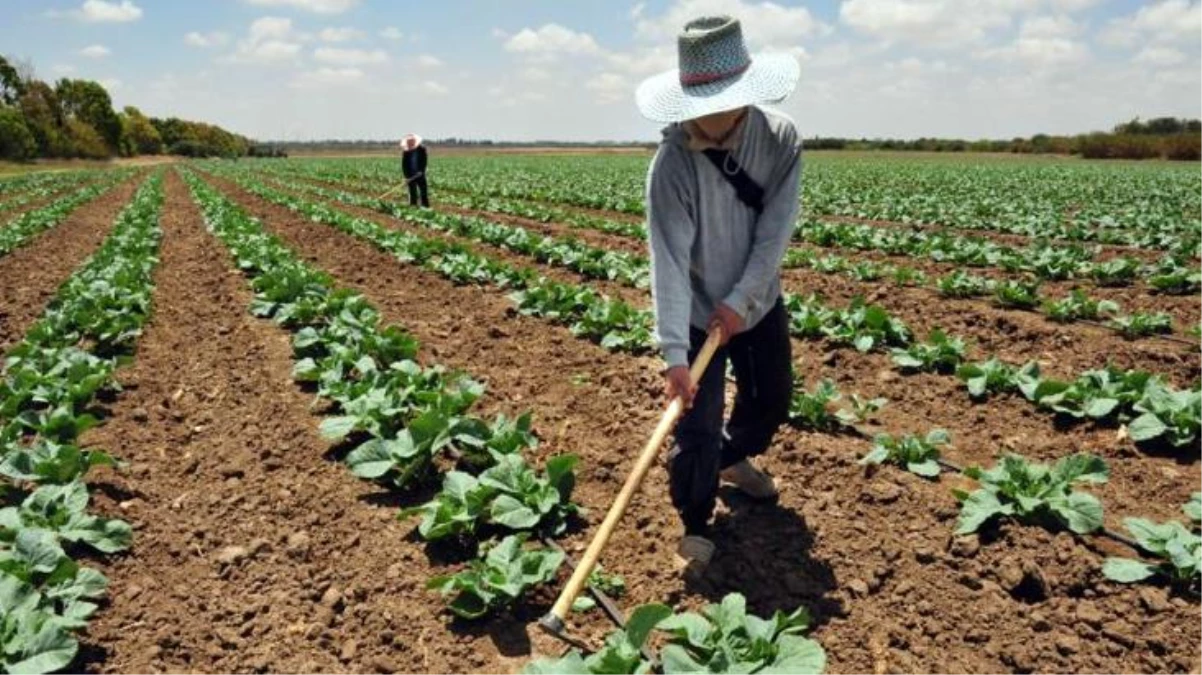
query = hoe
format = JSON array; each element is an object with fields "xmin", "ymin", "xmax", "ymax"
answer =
[{"xmin": 538, "ymin": 328, "xmax": 723, "ymax": 646}]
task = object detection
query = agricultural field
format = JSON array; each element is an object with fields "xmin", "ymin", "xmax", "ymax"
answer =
[{"xmin": 0, "ymin": 151, "xmax": 1198, "ymax": 674}]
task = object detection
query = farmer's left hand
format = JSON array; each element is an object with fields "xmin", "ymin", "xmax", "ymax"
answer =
[{"xmin": 708, "ymin": 303, "xmax": 744, "ymax": 346}]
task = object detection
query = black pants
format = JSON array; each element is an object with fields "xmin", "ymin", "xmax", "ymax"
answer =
[
  {"xmin": 407, "ymin": 175, "xmax": 429, "ymax": 207},
  {"xmin": 669, "ymin": 297, "xmax": 793, "ymax": 536}
]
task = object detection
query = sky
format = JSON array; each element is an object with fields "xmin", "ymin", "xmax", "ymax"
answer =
[{"xmin": 2, "ymin": 0, "xmax": 1200, "ymax": 142}]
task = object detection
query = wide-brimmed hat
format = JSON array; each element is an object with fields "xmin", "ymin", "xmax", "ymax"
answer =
[
  {"xmin": 399, "ymin": 133, "xmax": 423, "ymax": 150},
  {"xmin": 635, "ymin": 16, "xmax": 799, "ymax": 123}
]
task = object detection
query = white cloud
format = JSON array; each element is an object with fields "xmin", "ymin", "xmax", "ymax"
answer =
[
  {"xmin": 79, "ymin": 44, "xmax": 111, "ymax": 58},
  {"xmin": 978, "ymin": 15, "xmax": 1089, "ymax": 67},
  {"xmin": 634, "ymin": 0, "xmax": 828, "ymax": 50},
  {"xmin": 586, "ymin": 72, "xmax": 632, "ymax": 104},
  {"xmin": 290, "ymin": 66, "xmax": 365, "ymax": 88},
  {"xmin": 222, "ymin": 16, "xmax": 304, "ymax": 65},
  {"xmin": 422, "ymin": 80, "xmax": 449, "ymax": 95},
  {"xmin": 54, "ymin": 0, "xmax": 143, "ymax": 22},
  {"xmin": 98, "ymin": 77, "xmax": 122, "ymax": 90},
  {"xmin": 319, "ymin": 27, "xmax": 364, "ymax": 42},
  {"xmin": 840, "ymin": 0, "xmax": 1019, "ymax": 48},
  {"xmin": 1099, "ymin": 0, "xmax": 1201, "ymax": 47},
  {"xmin": 243, "ymin": 0, "xmax": 358, "ymax": 14},
  {"xmin": 67, "ymin": 0, "xmax": 143, "ymax": 22},
  {"xmin": 504, "ymin": 24, "xmax": 602, "ymax": 58},
  {"xmin": 519, "ymin": 66, "xmax": 551, "ymax": 81},
  {"xmin": 1134, "ymin": 45, "xmax": 1187, "ymax": 66},
  {"xmin": 380, "ymin": 26, "xmax": 403, "ymax": 41},
  {"xmin": 51, "ymin": 64, "xmax": 77, "ymax": 75},
  {"xmin": 184, "ymin": 31, "xmax": 230, "ymax": 48},
  {"xmin": 416, "ymin": 54, "xmax": 443, "ymax": 68},
  {"xmin": 313, "ymin": 47, "xmax": 388, "ymax": 66}
]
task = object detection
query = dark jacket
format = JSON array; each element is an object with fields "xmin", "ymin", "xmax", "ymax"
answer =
[{"xmin": 401, "ymin": 146, "xmax": 427, "ymax": 178}]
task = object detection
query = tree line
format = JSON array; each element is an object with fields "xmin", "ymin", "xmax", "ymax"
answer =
[
  {"xmin": 0, "ymin": 55, "xmax": 251, "ymax": 162},
  {"xmin": 805, "ymin": 117, "xmax": 1201, "ymax": 161}
]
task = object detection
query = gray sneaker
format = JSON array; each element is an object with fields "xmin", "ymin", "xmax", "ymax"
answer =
[
  {"xmin": 676, "ymin": 535, "xmax": 715, "ymax": 578},
  {"xmin": 720, "ymin": 459, "xmax": 778, "ymax": 500}
]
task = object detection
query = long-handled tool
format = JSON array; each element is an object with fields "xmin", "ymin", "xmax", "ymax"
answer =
[
  {"xmin": 539, "ymin": 327, "xmax": 723, "ymax": 641},
  {"xmin": 377, "ymin": 172, "xmax": 423, "ymax": 201}
]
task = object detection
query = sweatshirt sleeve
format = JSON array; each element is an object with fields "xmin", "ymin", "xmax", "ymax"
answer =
[
  {"xmin": 647, "ymin": 144, "xmax": 697, "ymax": 369},
  {"xmin": 722, "ymin": 124, "xmax": 802, "ymax": 319}
]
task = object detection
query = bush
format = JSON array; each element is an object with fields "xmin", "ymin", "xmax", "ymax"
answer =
[
  {"xmin": 1162, "ymin": 134, "xmax": 1201, "ymax": 161},
  {"xmin": 0, "ymin": 107, "xmax": 37, "ymax": 160},
  {"xmin": 64, "ymin": 118, "xmax": 111, "ymax": 159},
  {"xmin": 1077, "ymin": 133, "xmax": 1161, "ymax": 160}
]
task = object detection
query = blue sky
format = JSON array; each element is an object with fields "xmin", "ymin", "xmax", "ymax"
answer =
[{"xmin": 3, "ymin": 0, "xmax": 1199, "ymax": 141}]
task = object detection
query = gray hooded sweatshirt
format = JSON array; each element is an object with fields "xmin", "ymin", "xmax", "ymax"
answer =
[{"xmin": 646, "ymin": 105, "xmax": 802, "ymax": 368}]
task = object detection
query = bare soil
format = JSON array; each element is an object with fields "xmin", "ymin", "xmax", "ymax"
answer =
[
  {"xmin": 167, "ymin": 170, "xmax": 1201, "ymax": 674},
  {"xmin": 0, "ymin": 176, "xmax": 142, "ymax": 352}
]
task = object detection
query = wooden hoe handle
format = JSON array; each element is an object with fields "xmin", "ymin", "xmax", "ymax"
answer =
[{"xmin": 542, "ymin": 328, "xmax": 723, "ymax": 630}]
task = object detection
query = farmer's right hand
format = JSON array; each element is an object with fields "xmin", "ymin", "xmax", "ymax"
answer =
[{"xmin": 665, "ymin": 366, "xmax": 696, "ymax": 408}]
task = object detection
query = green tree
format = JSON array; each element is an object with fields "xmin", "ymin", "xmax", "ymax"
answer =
[
  {"xmin": 56, "ymin": 78, "xmax": 121, "ymax": 154},
  {"xmin": 0, "ymin": 107, "xmax": 36, "ymax": 160},
  {"xmin": 18, "ymin": 80, "xmax": 70, "ymax": 157},
  {"xmin": 118, "ymin": 105, "xmax": 162, "ymax": 155},
  {"xmin": 0, "ymin": 55, "xmax": 24, "ymax": 105}
]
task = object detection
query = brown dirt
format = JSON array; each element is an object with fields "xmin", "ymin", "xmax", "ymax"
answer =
[
  {"xmin": 81, "ymin": 171, "xmax": 516, "ymax": 673},
  {"xmin": 196, "ymin": 171, "xmax": 1200, "ymax": 674},
  {"xmin": 778, "ymin": 266, "xmax": 1198, "ymax": 386},
  {"xmin": 227, "ymin": 173, "xmax": 647, "ymax": 307},
  {"xmin": 0, "ymin": 176, "xmax": 141, "ymax": 352},
  {"xmin": 276, "ymin": 171, "xmax": 1200, "ymax": 334},
  {"xmin": 0, "ymin": 182, "xmax": 98, "ymax": 220}
]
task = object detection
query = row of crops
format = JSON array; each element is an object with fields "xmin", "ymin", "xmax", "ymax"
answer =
[
  {"xmin": 0, "ymin": 173, "xmax": 163, "ymax": 672},
  {"xmin": 279, "ymin": 153, "xmax": 1202, "ymax": 252},
  {"xmin": 178, "ymin": 169, "xmax": 835, "ymax": 673},
  {"xmin": 246, "ymin": 159, "xmax": 1201, "ymax": 341},
  {"xmin": 190, "ymin": 162, "xmax": 1199, "ymax": 673},
  {"xmin": 0, "ymin": 154, "xmax": 1197, "ymax": 673}
]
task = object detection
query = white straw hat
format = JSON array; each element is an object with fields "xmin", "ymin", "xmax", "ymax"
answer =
[{"xmin": 635, "ymin": 16, "xmax": 800, "ymax": 123}]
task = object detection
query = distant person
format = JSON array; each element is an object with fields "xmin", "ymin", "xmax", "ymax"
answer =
[
  {"xmin": 636, "ymin": 15, "xmax": 802, "ymax": 575},
  {"xmin": 400, "ymin": 133, "xmax": 428, "ymax": 207}
]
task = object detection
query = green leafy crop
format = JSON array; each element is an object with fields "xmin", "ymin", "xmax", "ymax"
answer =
[
  {"xmin": 891, "ymin": 329, "xmax": 966, "ymax": 373},
  {"xmin": 859, "ymin": 429, "xmax": 949, "ymax": 478},
  {"xmin": 427, "ymin": 534, "xmax": 564, "ymax": 619},
  {"xmin": 955, "ymin": 454, "xmax": 1109, "ymax": 535},
  {"xmin": 1103, "ymin": 517, "xmax": 1200, "ymax": 586},
  {"xmin": 401, "ymin": 454, "xmax": 579, "ymax": 541}
]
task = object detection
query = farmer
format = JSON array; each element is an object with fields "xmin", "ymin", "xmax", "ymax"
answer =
[
  {"xmin": 399, "ymin": 133, "xmax": 429, "ymax": 207},
  {"xmin": 636, "ymin": 15, "xmax": 802, "ymax": 574}
]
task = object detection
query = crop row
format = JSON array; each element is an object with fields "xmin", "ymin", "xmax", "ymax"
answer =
[
  {"xmin": 201, "ymin": 168, "xmax": 656, "ymax": 351},
  {"xmin": 244, "ymin": 166, "xmax": 1199, "ymax": 343},
  {"xmin": 0, "ymin": 170, "xmax": 107, "ymax": 199},
  {"xmin": 197, "ymin": 165, "xmax": 1200, "ymax": 669},
  {"xmin": 0, "ymin": 174, "xmax": 109, "ymax": 219},
  {"xmin": 862, "ymin": 433, "xmax": 1201, "ymax": 590},
  {"xmin": 1, "ymin": 174, "xmax": 129, "ymax": 259},
  {"xmin": 213, "ymin": 167, "xmax": 1200, "ymax": 451},
  {"xmin": 182, "ymin": 169, "xmax": 609, "ymax": 625},
  {"xmin": 0, "ymin": 173, "xmax": 163, "ymax": 674},
  {"xmin": 181, "ymin": 170, "xmax": 837, "ymax": 672},
  {"xmin": 255, "ymin": 160, "xmax": 1198, "ymax": 282},
  {"xmin": 277, "ymin": 155, "xmax": 1200, "ymax": 254}
]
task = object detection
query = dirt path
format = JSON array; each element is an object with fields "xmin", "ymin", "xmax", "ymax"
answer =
[
  {"xmin": 81, "ymin": 171, "xmax": 494, "ymax": 673},
  {"xmin": 206, "ymin": 172, "xmax": 1200, "ymax": 674},
  {"xmin": 0, "ymin": 176, "xmax": 141, "ymax": 352}
]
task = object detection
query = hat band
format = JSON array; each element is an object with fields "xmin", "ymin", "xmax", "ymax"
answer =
[{"xmin": 680, "ymin": 60, "xmax": 750, "ymax": 86}]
